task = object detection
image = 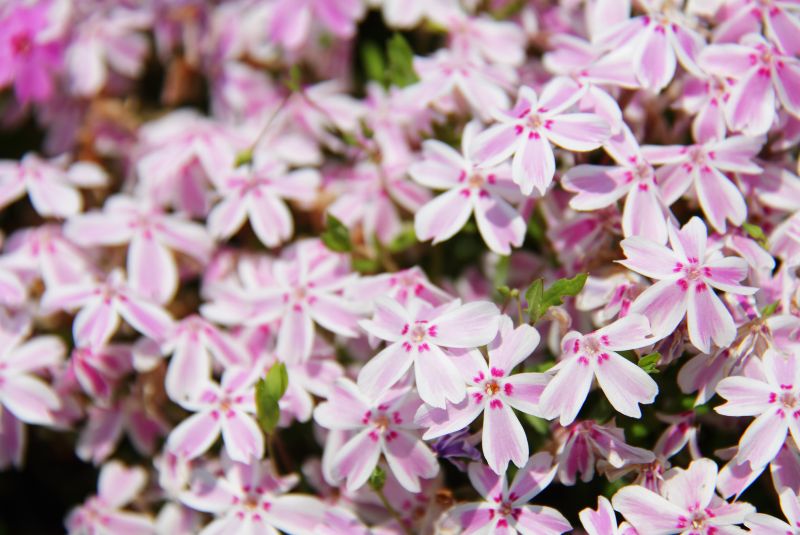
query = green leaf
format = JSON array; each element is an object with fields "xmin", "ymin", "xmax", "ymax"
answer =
[
  {"xmin": 761, "ymin": 300, "xmax": 780, "ymax": 318},
  {"xmin": 255, "ymin": 378, "xmax": 280, "ymax": 435},
  {"xmin": 286, "ymin": 64, "xmax": 302, "ymax": 92},
  {"xmin": 368, "ymin": 465, "xmax": 387, "ymax": 491},
  {"xmin": 360, "ymin": 41, "xmax": 386, "ymax": 85},
  {"xmin": 234, "ymin": 148, "xmax": 253, "ymax": 168},
  {"xmin": 523, "ymin": 413, "xmax": 550, "ymax": 434},
  {"xmin": 352, "ymin": 256, "xmax": 381, "ymax": 274},
  {"xmin": 742, "ymin": 222, "xmax": 766, "ymax": 242},
  {"xmin": 638, "ymin": 352, "xmax": 661, "ymax": 374},
  {"xmin": 387, "ymin": 225, "xmax": 417, "ymax": 253},
  {"xmin": 386, "ymin": 34, "xmax": 418, "ymax": 88},
  {"xmin": 526, "ymin": 274, "xmax": 587, "ymax": 322},
  {"xmin": 497, "ymin": 285, "xmax": 512, "ymax": 297},
  {"xmin": 265, "ymin": 362, "xmax": 289, "ymax": 400},
  {"xmin": 321, "ymin": 214, "xmax": 352, "ymax": 252}
]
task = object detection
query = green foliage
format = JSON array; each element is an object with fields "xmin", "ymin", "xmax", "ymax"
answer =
[
  {"xmin": 638, "ymin": 352, "xmax": 661, "ymax": 374},
  {"xmin": 387, "ymin": 225, "xmax": 418, "ymax": 253},
  {"xmin": 523, "ymin": 413, "xmax": 550, "ymax": 434},
  {"xmin": 525, "ymin": 273, "xmax": 588, "ymax": 322},
  {"xmin": 761, "ymin": 300, "xmax": 780, "ymax": 318},
  {"xmin": 742, "ymin": 222, "xmax": 768, "ymax": 247},
  {"xmin": 321, "ymin": 214, "xmax": 352, "ymax": 252},
  {"xmin": 386, "ymin": 34, "xmax": 418, "ymax": 87},
  {"xmin": 360, "ymin": 41, "xmax": 385, "ymax": 84},
  {"xmin": 368, "ymin": 466, "xmax": 387, "ymax": 491},
  {"xmin": 233, "ymin": 148, "xmax": 253, "ymax": 168},
  {"xmin": 255, "ymin": 363, "xmax": 289, "ymax": 435},
  {"xmin": 265, "ymin": 362, "xmax": 289, "ymax": 400}
]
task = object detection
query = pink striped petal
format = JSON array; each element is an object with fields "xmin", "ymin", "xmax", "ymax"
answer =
[
  {"xmin": 166, "ymin": 338, "xmax": 210, "ymax": 402},
  {"xmin": 629, "ymin": 279, "xmax": 688, "ymax": 340},
  {"xmin": 579, "ymin": 497, "xmax": 617, "ymax": 535},
  {"xmin": 482, "ymin": 401, "xmax": 528, "ymax": 474},
  {"xmin": 562, "ymin": 165, "xmax": 628, "ymax": 210},
  {"xmin": 512, "ymin": 132, "xmax": 555, "ymax": 196},
  {"xmin": 0, "ymin": 375, "xmax": 60, "ymax": 425},
  {"xmin": 471, "ymin": 123, "xmax": 522, "ymax": 167},
  {"xmin": 773, "ymin": 60, "xmax": 800, "ymax": 118},
  {"xmin": 474, "ymin": 193, "xmax": 525, "ymax": 255},
  {"xmin": 715, "ymin": 377, "xmax": 774, "ymax": 417},
  {"xmin": 414, "ymin": 345, "xmax": 466, "ymax": 408},
  {"xmin": 538, "ymin": 356, "xmax": 594, "ymax": 426},
  {"xmin": 726, "ymin": 69, "xmax": 776, "ymax": 136},
  {"xmin": 314, "ymin": 379, "xmax": 370, "ymax": 430},
  {"xmin": 128, "ymin": 233, "xmax": 177, "ymax": 304},
  {"xmin": 98, "ymin": 462, "xmax": 147, "ymax": 508},
  {"xmin": 612, "ymin": 485, "xmax": 687, "ymax": 533},
  {"xmin": 27, "ymin": 178, "xmax": 82, "ymax": 218},
  {"xmin": 592, "ymin": 313, "xmax": 652, "ymax": 351},
  {"xmin": 504, "ymin": 373, "xmax": 549, "ymax": 415},
  {"xmin": 695, "ymin": 167, "xmax": 746, "ymax": 233},
  {"xmin": 207, "ymin": 195, "xmax": 248, "ymax": 240},
  {"xmin": 248, "ymin": 192, "xmax": 293, "ymax": 248},
  {"xmin": 332, "ymin": 427, "xmax": 382, "ymax": 491},
  {"xmin": 515, "ymin": 506, "xmax": 572, "ymax": 535},
  {"xmin": 450, "ymin": 503, "xmax": 496, "ymax": 534},
  {"xmin": 154, "ymin": 218, "xmax": 212, "ymax": 261},
  {"xmin": 619, "ymin": 236, "xmax": 681, "ymax": 279},
  {"xmin": 767, "ymin": 7, "xmax": 800, "ymax": 55},
  {"xmin": 434, "ymin": 301, "xmax": 500, "ymax": 348},
  {"xmin": 467, "ymin": 462, "xmax": 505, "ymax": 500},
  {"xmin": 488, "ymin": 320, "xmax": 540, "ymax": 372},
  {"xmin": 414, "ymin": 188, "xmax": 473, "ymax": 244},
  {"xmin": 735, "ymin": 408, "xmax": 789, "ymax": 469},
  {"xmin": 417, "ymin": 395, "xmax": 484, "ymax": 440},
  {"xmin": 410, "ymin": 140, "xmax": 466, "ymax": 189},
  {"xmin": 74, "ymin": 298, "xmax": 121, "ymax": 348},
  {"xmin": 634, "ymin": 24, "xmax": 676, "ymax": 91},
  {"xmin": 383, "ymin": 429, "xmax": 438, "ymax": 492},
  {"xmin": 118, "ymin": 295, "xmax": 174, "ymax": 343},
  {"xmin": 703, "ymin": 257, "xmax": 754, "ymax": 294},
  {"xmin": 276, "ymin": 306, "xmax": 314, "ymax": 364},
  {"xmin": 545, "ymin": 114, "xmax": 610, "ymax": 152},
  {"xmin": 622, "ymin": 183, "xmax": 668, "ymax": 243},
  {"xmin": 267, "ymin": 495, "xmax": 326, "ymax": 535},
  {"xmin": 595, "ymin": 351, "xmax": 657, "ymax": 418},
  {"xmin": 221, "ymin": 411, "xmax": 264, "ymax": 462},
  {"xmin": 166, "ymin": 411, "xmax": 221, "ymax": 460},
  {"xmin": 5, "ymin": 336, "xmax": 65, "ymax": 374},
  {"xmin": 509, "ymin": 452, "xmax": 557, "ymax": 502},
  {"xmin": 686, "ymin": 284, "xmax": 736, "ymax": 353},
  {"xmin": 359, "ymin": 296, "xmax": 407, "ymax": 342},
  {"xmin": 357, "ymin": 342, "xmax": 414, "ymax": 402},
  {"xmin": 699, "ymin": 44, "xmax": 755, "ymax": 78},
  {"xmin": 308, "ymin": 293, "xmax": 360, "ymax": 338},
  {"xmin": 669, "ymin": 217, "xmax": 708, "ymax": 263}
]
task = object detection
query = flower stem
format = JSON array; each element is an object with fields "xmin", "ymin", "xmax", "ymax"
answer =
[{"xmin": 374, "ymin": 486, "xmax": 414, "ymax": 535}]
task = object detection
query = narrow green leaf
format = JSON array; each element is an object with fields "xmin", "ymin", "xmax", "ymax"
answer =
[
  {"xmin": 255, "ymin": 378, "xmax": 281, "ymax": 434},
  {"xmin": 523, "ymin": 413, "xmax": 549, "ymax": 434},
  {"xmin": 527, "ymin": 274, "xmax": 587, "ymax": 322},
  {"xmin": 637, "ymin": 352, "xmax": 661, "ymax": 374},
  {"xmin": 234, "ymin": 148, "xmax": 253, "ymax": 168},
  {"xmin": 352, "ymin": 257, "xmax": 381, "ymax": 274},
  {"xmin": 742, "ymin": 222, "xmax": 766, "ymax": 242},
  {"xmin": 368, "ymin": 465, "xmax": 387, "ymax": 491},
  {"xmin": 524, "ymin": 279, "xmax": 543, "ymax": 320},
  {"xmin": 360, "ymin": 41, "xmax": 386, "ymax": 85},
  {"xmin": 321, "ymin": 214, "xmax": 352, "ymax": 252},
  {"xmin": 265, "ymin": 362, "xmax": 289, "ymax": 400},
  {"xmin": 761, "ymin": 300, "xmax": 780, "ymax": 318},
  {"xmin": 286, "ymin": 64, "xmax": 302, "ymax": 92},
  {"xmin": 387, "ymin": 225, "xmax": 417, "ymax": 253},
  {"xmin": 386, "ymin": 34, "xmax": 418, "ymax": 87}
]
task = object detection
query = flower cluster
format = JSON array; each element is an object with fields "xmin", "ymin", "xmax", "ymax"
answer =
[{"xmin": 0, "ymin": 0, "xmax": 798, "ymax": 534}]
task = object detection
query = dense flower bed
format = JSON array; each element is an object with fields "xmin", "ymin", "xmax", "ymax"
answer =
[{"xmin": 0, "ymin": 0, "xmax": 799, "ymax": 534}]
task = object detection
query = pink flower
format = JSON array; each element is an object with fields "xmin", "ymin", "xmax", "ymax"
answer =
[
  {"xmin": 0, "ymin": 0, "xmax": 66, "ymax": 104},
  {"xmin": 713, "ymin": 0, "xmax": 800, "ymax": 56},
  {"xmin": 1, "ymin": 224, "xmax": 94, "ymax": 287},
  {"xmin": 347, "ymin": 266, "xmax": 452, "ymax": 308},
  {"xmin": 268, "ymin": 0, "xmax": 365, "ymax": 50},
  {"xmin": 441, "ymin": 453, "xmax": 571, "ymax": 535},
  {"xmin": 167, "ymin": 368, "xmax": 262, "ymax": 463},
  {"xmin": 0, "ymin": 154, "xmax": 107, "ymax": 218},
  {"xmin": 208, "ymin": 156, "xmax": 320, "ymax": 248},
  {"xmin": 745, "ymin": 488, "xmax": 800, "ymax": 534},
  {"xmin": 41, "ymin": 269, "xmax": 175, "ymax": 348},
  {"xmin": 416, "ymin": 317, "xmax": 548, "ymax": 474},
  {"xmin": 66, "ymin": 461, "xmax": 154, "ymax": 535},
  {"xmin": 472, "ymin": 80, "xmax": 610, "ymax": 196},
  {"xmin": 179, "ymin": 457, "xmax": 325, "ymax": 535},
  {"xmin": 314, "ymin": 379, "xmax": 438, "ymax": 492},
  {"xmin": 580, "ymin": 496, "xmax": 639, "ymax": 535},
  {"xmin": 68, "ymin": 345, "xmax": 132, "ymax": 404},
  {"xmin": 553, "ymin": 420, "xmax": 656, "ymax": 486},
  {"xmin": 0, "ymin": 328, "xmax": 64, "ymax": 426},
  {"xmin": 594, "ymin": 5, "xmax": 705, "ymax": 92},
  {"xmin": 678, "ymin": 75, "xmax": 732, "ymax": 143},
  {"xmin": 357, "ymin": 296, "xmax": 500, "ymax": 408},
  {"xmin": 620, "ymin": 217, "xmax": 757, "ymax": 352},
  {"xmin": 562, "ymin": 123, "xmax": 672, "ymax": 243},
  {"xmin": 716, "ymin": 349, "xmax": 800, "ymax": 470},
  {"xmin": 411, "ymin": 121, "xmax": 526, "ymax": 255},
  {"xmin": 641, "ymin": 135, "xmax": 764, "ymax": 233},
  {"xmin": 65, "ymin": 194, "xmax": 213, "ymax": 304},
  {"xmin": 612, "ymin": 458, "xmax": 754, "ymax": 535},
  {"xmin": 699, "ymin": 34, "xmax": 800, "ymax": 136},
  {"xmin": 539, "ymin": 314, "xmax": 658, "ymax": 425}
]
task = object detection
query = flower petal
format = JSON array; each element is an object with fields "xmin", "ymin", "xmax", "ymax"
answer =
[
  {"xmin": 357, "ymin": 342, "xmax": 414, "ymax": 402},
  {"xmin": 538, "ymin": 356, "xmax": 594, "ymax": 426},
  {"xmin": 383, "ymin": 430, "xmax": 439, "ymax": 492},
  {"xmin": 414, "ymin": 188, "xmax": 473, "ymax": 245},
  {"xmin": 482, "ymin": 400, "xmax": 528, "ymax": 474},
  {"xmin": 594, "ymin": 352, "xmax": 657, "ymax": 418},
  {"xmin": 686, "ymin": 283, "xmax": 736, "ymax": 353}
]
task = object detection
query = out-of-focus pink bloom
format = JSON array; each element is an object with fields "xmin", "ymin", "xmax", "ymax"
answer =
[
  {"xmin": 612, "ymin": 458, "xmax": 754, "ymax": 535},
  {"xmin": 716, "ymin": 349, "xmax": 800, "ymax": 470},
  {"xmin": 0, "ymin": 0, "xmax": 66, "ymax": 103},
  {"xmin": 268, "ymin": 0, "xmax": 365, "ymax": 50},
  {"xmin": 161, "ymin": 315, "xmax": 244, "ymax": 403},
  {"xmin": 167, "ymin": 368, "xmax": 262, "ymax": 463},
  {"xmin": 441, "ymin": 453, "xmax": 571, "ymax": 534},
  {"xmin": 201, "ymin": 240, "xmax": 363, "ymax": 363},
  {"xmin": 746, "ymin": 487, "xmax": 800, "ymax": 534},
  {"xmin": 576, "ymin": 271, "xmax": 647, "ymax": 324},
  {"xmin": 416, "ymin": 317, "xmax": 548, "ymax": 474},
  {"xmin": 411, "ymin": 121, "xmax": 526, "ymax": 255},
  {"xmin": 539, "ymin": 314, "xmax": 658, "ymax": 425},
  {"xmin": 678, "ymin": 75, "xmax": 732, "ymax": 143},
  {"xmin": 314, "ymin": 379, "xmax": 437, "ymax": 492},
  {"xmin": 699, "ymin": 34, "xmax": 800, "ymax": 136},
  {"xmin": 0, "ymin": 405, "xmax": 25, "ymax": 469},
  {"xmin": 65, "ymin": 194, "xmax": 213, "ymax": 304},
  {"xmin": 180, "ymin": 457, "xmax": 325, "ymax": 535},
  {"xmin": 472, "ymin": 80, "xmax": 610, "ymax": 196},
  {"xmin": 357, "ymin": 296, "xmax": 499, "ymax": 408},
  {"xmin": 713, "ymin": 0, "xmax": 800, "ymax": 55},
  {"xmin": 1, "ymin": 224, "xmax": 94, "ymax": 287},
  {"xmin": 580, "ymin": 496, "xmax": 639, "ymax": 535},
  {"xmin": 594, "ymin": 4, "xmax": 705, "ymax": 92},
  {"xmin": 407, "ymin": 49, "xmax": 516, "ymax": 121},
  {"xmin": 0, "ymin": 153, "xmax": 107, "ymax": 218},
  {"xmin": 68, "ymin": 345, "xmax": 132, "ymax": 404},
  {"xmin": 208, "ymin": 156, "xmax": 320, "ymax": 248},
  {"xmin": 65, "ymin": 461, "xmax": 154, "ymax": 535},
  {"xmin": 562, "ymin": 124, "xmax": 672, "ymax": 243},
  {"xmin": 66, "ymin": 6, "xmax": 151, "ymax": 96},
  {"xmin": 553, "ymin": 419, "xmax": 656, "ymax": 486},
  {"xmin": 41, "ymin": 269, "xmax": 175, "ymax": 348},
  {"xmin": 642, "ymin": 135, "xmax": 764, "ymax": 233},
  {"xmin": 347, "ymin": 266, "xmax": 452, "ymax": 309},
  {"xmin": 620, "ymin": 217, "xmax": 757, "ymax": 352}
]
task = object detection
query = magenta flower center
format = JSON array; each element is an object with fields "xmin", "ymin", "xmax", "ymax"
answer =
[
  {"xmin": 687, "ymin": 146, "xmax": 707, "ymax": 167},
  {"xmin": 467, "ymin": 173, "xmax": 485, "ymax": 189},
  {"xmin": 484, "ymin": 380, "xmax": 500, "ymax": 396},
  {"xmin": 401, "ymin": 321, "xmax": 437, "ymax": 352},
  {"xmin": 10, "ymin": 33, "xmax": 32, "ymax": 55}
]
